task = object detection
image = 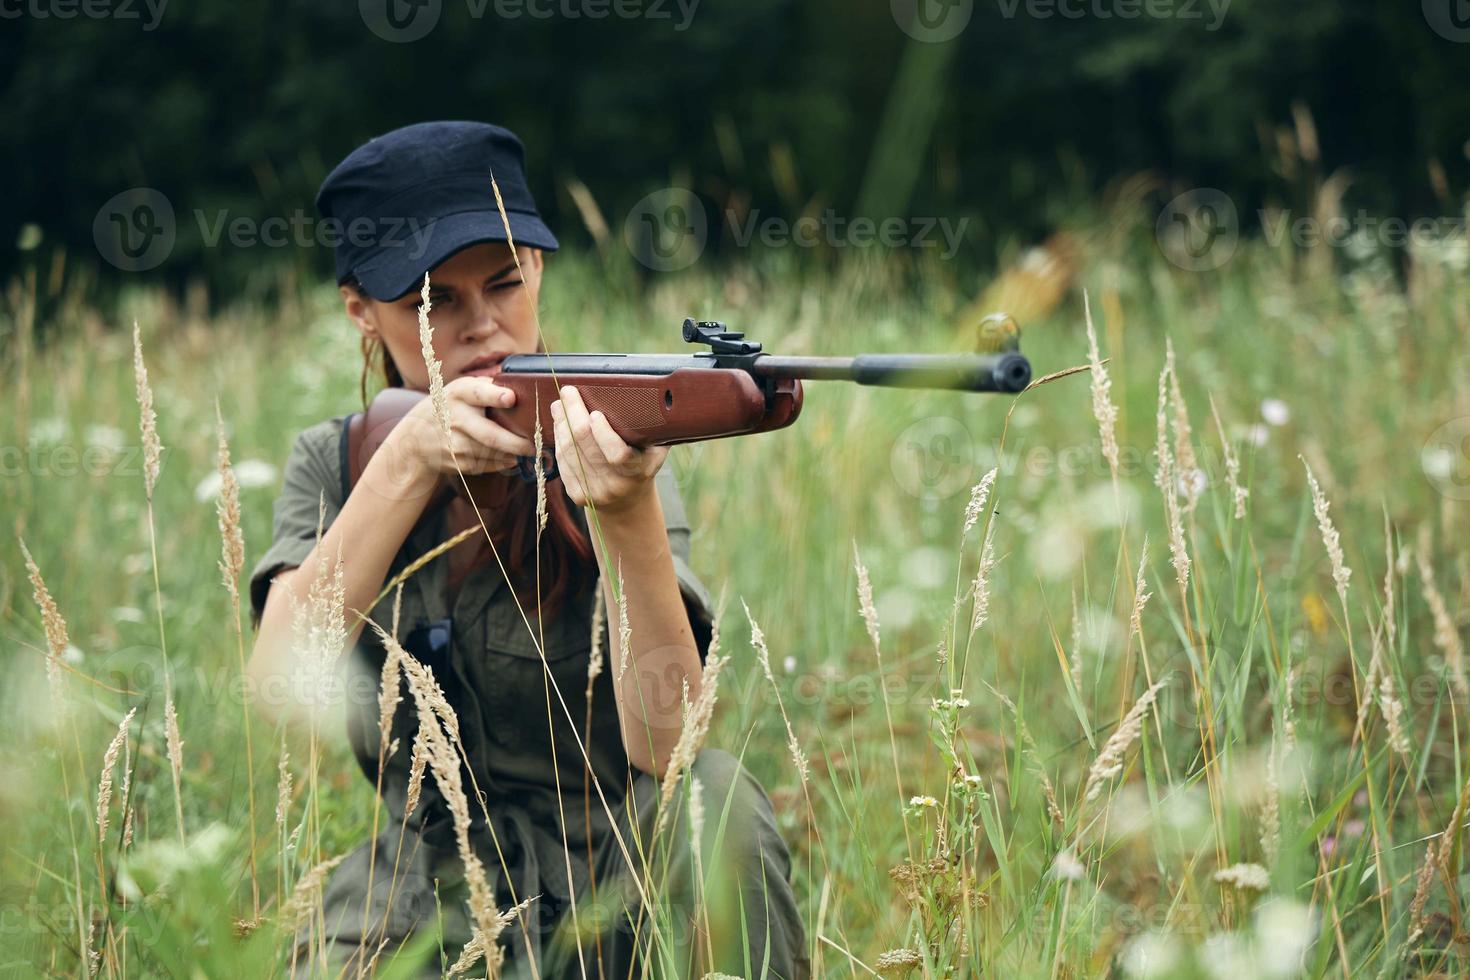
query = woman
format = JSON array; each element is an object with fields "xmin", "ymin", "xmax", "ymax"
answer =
[{"xmin": 247, "ymin": 121, "xmax": 808, "ymax": 979}]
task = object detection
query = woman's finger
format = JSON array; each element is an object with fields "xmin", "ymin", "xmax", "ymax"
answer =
[
  {"xmin": 454, "ymin": 400, "xmax": 536, "ymax": 459},
  {"xmin": 586, "ymin": 408, "xmax": 637, "ymax": 469},
  {"xmin": 553, "ymin": 388, "xmax": 610, "ymax": 472},
  {"xmin": 446, "ymin": 375, "xmax": 515, "ymax": 410}
]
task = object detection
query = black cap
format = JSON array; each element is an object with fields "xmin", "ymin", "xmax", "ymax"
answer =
[{"xmin": 316, "ymin": 121, "xmax": 559, "ymax": 301}]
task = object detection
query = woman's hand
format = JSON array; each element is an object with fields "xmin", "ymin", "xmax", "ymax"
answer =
[
  {"xmin": 386, "ymin": 376, "xmax": 537, "ymax": 487},
  {"xmin": 551, "ymin": 385, "xmax": 668, "ymax": 516}
]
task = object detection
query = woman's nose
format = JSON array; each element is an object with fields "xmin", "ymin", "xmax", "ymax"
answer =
[{"xmin": 458, "ymin": 293, "xmax": 500, "ymax": 341}]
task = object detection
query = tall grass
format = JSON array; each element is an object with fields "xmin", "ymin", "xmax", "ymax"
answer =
[{"xmin": 2, "ymin": 201, "xmax": 1468, "ymax": 977}]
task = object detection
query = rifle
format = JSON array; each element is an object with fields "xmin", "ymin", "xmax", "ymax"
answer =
[{"xmin": 346, "ymin": 318, "xmax": 1031, "ymax": 496}]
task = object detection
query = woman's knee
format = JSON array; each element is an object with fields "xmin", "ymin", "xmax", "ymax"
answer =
[{"xmin": 687, "ymin": 749, "xmax": 786, "ymax": 864}]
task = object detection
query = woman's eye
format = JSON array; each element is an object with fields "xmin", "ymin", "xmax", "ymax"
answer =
[{"xmin": 489, "ymin": 279, "xmax": 524, "ymax": 293}]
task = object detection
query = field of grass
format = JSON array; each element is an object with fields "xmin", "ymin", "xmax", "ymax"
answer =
[{"xmin": 3, "ymin": 202, "xmax": 1469, "ymax": 978}]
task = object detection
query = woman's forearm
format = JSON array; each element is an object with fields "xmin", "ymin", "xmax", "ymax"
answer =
[
  {"xmin": 588, "ymin": 485, "xmax": 704, "ymax": 777},
  {"xmin": 248, "ymin": 435, "xmax": 441, "ymax": 721}
]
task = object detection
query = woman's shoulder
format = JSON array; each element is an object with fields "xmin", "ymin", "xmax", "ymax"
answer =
[{"xmin": 277, "ymin": 413, "xmax": 355, "ymax": 508}]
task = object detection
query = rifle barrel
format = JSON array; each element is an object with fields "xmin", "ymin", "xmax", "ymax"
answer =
[{"xmin": 752, "ymin": 352, "xmax": 1031, "ymax": 393}]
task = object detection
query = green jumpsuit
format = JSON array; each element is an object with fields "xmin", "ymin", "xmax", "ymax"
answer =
[{"xmin": 249, "ymin": 417, "xmax": 810, "ymax": 979}]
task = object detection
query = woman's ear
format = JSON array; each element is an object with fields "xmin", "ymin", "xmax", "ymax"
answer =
[{"xmin": 340, "ymin": 283, "xmax": 379, "ymax": 341}]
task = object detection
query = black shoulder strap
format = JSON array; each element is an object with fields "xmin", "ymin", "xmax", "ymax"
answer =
[{"xmin": 338, "ymin": 413, "xmax": 359, "ymax": 503}]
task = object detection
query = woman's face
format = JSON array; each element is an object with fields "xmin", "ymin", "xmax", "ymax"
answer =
[{"xmin": 342, "ymin": 241, "xmax": 544, "ymax": 389}]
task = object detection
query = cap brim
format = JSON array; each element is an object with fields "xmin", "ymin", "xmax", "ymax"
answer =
[{"xmin": 352, "ymin": 209, "xmax": 559, "ymax": 301}]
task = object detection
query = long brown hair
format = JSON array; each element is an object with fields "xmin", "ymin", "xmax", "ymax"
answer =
[{"xmin": 352, "ymin": 281, "xmax": 596, "ymax": 620}]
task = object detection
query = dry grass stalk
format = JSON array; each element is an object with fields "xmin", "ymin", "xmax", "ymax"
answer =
[
  {"xmin": 372, "ymin": 623, "xmax": 511, "ymax": 972},
  {"xmin": 276, "ymin": 746, "xmax": 293, "ymax": 829},
  {"xmin": 18, "ymin": 538, "xmax": 65, "ymax": 703},
  {"xmin": 1302, "ymin": 459, "xmax": 1351, "ymax": 611},
  {"xmin": 371, "ymin": 526, "xmax": 478, "ymax": 612},
  {"xmin": 120, "ymin": 740, "xmax": 135, "ymax": 849},
  {"xmin": 1382, "ymin": 516, "xmax": 1397, "ymax": 648},
  {"xmin": 657, "ymin": 644, "xmax": 729, "ymax": 838},
  {"xmin": 855, "ymin": 543, "xmax": 882, "ymax": 653},
  {"xmin": 215, "ymin": 406, "xmax": 245, "ymax": 601},
  {"xmin": 279, "ymin": 853, "xmax": 347, "ymax": 932},
  {"xmin": 377, "ymin": 643, "xmax": 404, "ymax": 759},
  {"xmin": 1415, "ymin": 527, "xmax": 1466, "ymax": 697},
  {"xmin": 1074, "ymin": 590, "xmax": 1091, "ymax": 691},
  {"xmin": 1209, "ymin": 396, "xmax": 1249, "ymax": 519},
  {"xmin": 1378, "ymin": 670, "xmax": 1411, "ymax": 759},
  {"xmin": 1260, "ymin": 745, "xmax": 1281, "ymax": 866},
  {"xmin": 417, "ymin": 274, "xmax": 451, "ymax": 442},
  {"xmin": 131, "ymin": 321, "xmax": 162, "ymax": 497},
  {"xmin": 97, "ymin": 707, "xmax": 138, "ymax": 845},
  {"xmin": 1407, "ymin": 844, "xmax": 1436, "ymax": 942},
  {"xmin": 1165, "ymin": 339, "xmax": 1201, "ymax": 514},
  {"xmin": 586, "ymin": 577, "xmax": 606, "ymax": 685},
  {"xmin": 1083, "ymin": 679, "xmax": 1168, "ymax": 803},
  {"xmin": 1083, "ymin": 291, "xmax": 1119, "ymax": 481},
  {"xmin": 615, "ymin": 557, "xmax": 632, "ymax": 683},
  {"xmin": 534, "ymin": 386, "xmax": 548, "ymax": 535},
  {"xmin": 1128, "ymin": 537, "xmax": 1151, "ymax": 644},
  {"xmin": 165, "ymin": 693, "xmax": 185, "ymax": 838},
  {"xmin": 448, "ymin": 895, "xmax": 535, "ymax": 979},
  {"xmin": 287, "ymin": 498, "xmax": 348, "ymax": 710},
  {"xmin": 404, "ymin": 727, "xmax": 428, "ymax": 819},
  {"xmin": 1153, "ymin": 362, "xmax": 1190, "ymax": 593},
  {"xmin": 969, "ymin": 503, "xmax": 999, "ymax": 635},
  {"xmin": 962, "ymin": 468, "xmax": 997, "ymax": 540},
  {"xmin": 743, "ymin": 598, "xmax": 809, "ymax": 785}
]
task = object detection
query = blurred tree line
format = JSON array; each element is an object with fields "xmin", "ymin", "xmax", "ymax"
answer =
[{"xmin": 1, "ymin": 0, "xmax": 1466, "ymax": 302}]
